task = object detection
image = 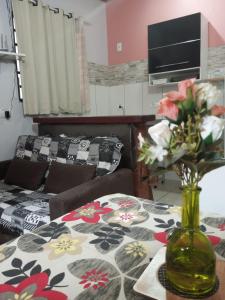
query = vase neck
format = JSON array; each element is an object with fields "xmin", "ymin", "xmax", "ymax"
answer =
[{"xmin": 181, "ymin": 186, "xmax": 200, "ymax": 229}]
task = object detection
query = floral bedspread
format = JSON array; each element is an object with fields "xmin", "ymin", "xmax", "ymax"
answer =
[{"xmin": 0, "ymin": 193, "xmax": 225, "ymax": 300}]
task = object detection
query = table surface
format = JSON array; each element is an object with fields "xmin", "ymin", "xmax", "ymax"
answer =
[{"xmin": 0, "ymin": 193, "xmax": 224, "ymax": 300}]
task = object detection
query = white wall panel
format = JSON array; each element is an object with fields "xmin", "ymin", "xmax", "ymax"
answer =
[
  {"xmin": 95, "ymin": 85, "xmax": 109, "ymax": 116},
  {"xmin": 142, "ymin": 83, "xmax": 163, "ymax": 116},
  {"xmin": 124, "ymin": 83, "xmax": 142, "ymax": 115},
  {"xmin": 109, "ymin": 85, "xmax": 125, "ymax": 116}
]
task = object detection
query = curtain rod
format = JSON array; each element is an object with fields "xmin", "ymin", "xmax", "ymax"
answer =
[{"xmin": 27, "ymin": 0, "xmax": 91, "ymax": 25}]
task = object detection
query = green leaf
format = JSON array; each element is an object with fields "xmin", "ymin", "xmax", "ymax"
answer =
[
  {"xmin": 204, "ymin": 133, "xmax": 213, "ymax": 145},
  {"xmin": 5, "ymin": 276, "xmax": 27, "ymax": 285},
  {"xmin": 49, "ymin": 273, "xmax": 65, "ymax": 286},
  {"xmin": 197, "ymin": 160, "xmax": 225, "ymax": 176},
  {"xmin": 22, "ymin": 260, "xmax": 37, "ymax": 272},
  {"xmin": 2, "ymin": 269, "xmax": 22, "ymax": 277},
  {"xmin": 182, "ymin": 98, "xmax": 195, "ymax": 114},
  {"xmin": 30, "ymin": 264, "xmax": 42, "ymax": 275}
]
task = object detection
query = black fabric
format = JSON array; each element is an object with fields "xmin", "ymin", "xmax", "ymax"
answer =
[
  {"xmin": 0, "ymin": 160, "xmax": 11, "ymax": 180},
  {"xmin": 4, "ymin": 159, "xmax": 49, "ymax": 190},
  {"xmin": 0, "ymin": 181, "xmax": 51, "ymax": 235},
  {"xmin": 15, "ymin": 135, "xmax": 123, "ymax": 176},
  {"xmin": 44, "ymin": 161, "xmax": 96, "ymax": 194}
]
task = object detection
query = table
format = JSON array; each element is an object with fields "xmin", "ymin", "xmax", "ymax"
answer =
[{"xmin": 0, "ymin": 193, "xmax": 224, "ymax": 300}]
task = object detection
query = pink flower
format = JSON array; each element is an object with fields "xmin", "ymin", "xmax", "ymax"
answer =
[
  {"xmin": 178, "ymin": 78, "xmax": 195, "ymax": 97},
  {"xmin": 165, "ymin": 78, "xmax": 195, "ymax": 102},
  {"xmin": 211, "ymin": 105, "xmax": 225, "ymax": 116},
  {"xmin": 165, "ymin": 91, "xmax": 186, "ymax": 101},
  {"xmin": 157, "ymin": 97, "xmax": 179, "ymax": 121}
]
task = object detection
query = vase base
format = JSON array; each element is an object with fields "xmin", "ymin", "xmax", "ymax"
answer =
[{"xmin": 158, "ymin": 264, "xmax": 219, "ymax": 299}]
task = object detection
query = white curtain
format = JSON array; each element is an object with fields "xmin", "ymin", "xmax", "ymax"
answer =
[{"xmin": 12, "ymin": 0, "xmax": 90, "ymax": 115}]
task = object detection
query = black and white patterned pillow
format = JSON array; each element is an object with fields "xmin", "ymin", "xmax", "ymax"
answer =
[{"xmin": 15, "ymin": 135, "xmax": 123, "ymax": 176}]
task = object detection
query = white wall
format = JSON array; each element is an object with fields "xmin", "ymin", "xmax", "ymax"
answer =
[
  {"xmin": 43, "ymin": 0, "xmax": 108, "ymax": 65},
  {"xmin": 84, "ymin": 5, "xmax": 108, "ymax": 65},
  {"xmin": 0, "ymin": 0, "xmax": 33, "ymax": 161}
]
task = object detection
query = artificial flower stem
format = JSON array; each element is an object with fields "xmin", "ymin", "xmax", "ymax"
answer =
[{"xmin": 181, "ymin": 185, "xmax": 200, "ymax": 230}]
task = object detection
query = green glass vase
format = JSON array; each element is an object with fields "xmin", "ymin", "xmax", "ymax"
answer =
[{"xmin": 166, "ymin": 186, "xmax": 216, "ymax": 296}]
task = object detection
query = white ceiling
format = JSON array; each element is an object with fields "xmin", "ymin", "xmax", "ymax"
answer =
[{"xmin": 42, "ymin": 0, "xmax": 105, "ymax": 17}]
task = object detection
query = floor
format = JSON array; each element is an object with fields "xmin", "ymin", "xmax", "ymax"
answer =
[{"xmin": 152, "ymin": 179, "xmax": 182, "ymax": 206}]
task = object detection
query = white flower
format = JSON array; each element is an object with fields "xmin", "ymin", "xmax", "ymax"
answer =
[
  {"xmin": 201, "ymin": 116, "xmax": 225, "ymax": 142},
  {"xmin": 148, "ymin": 120, "xmax": 172, "ymax": 148},
  {"xmin": 138, "ymin": 132, "xmax": 145, "ymax": 148},
  {"xmin": 149, "ymin": 145, "xmax": 168, "ymax": 162},
  {"xmin": 195, "ymin": 83, "xmax": 221, "ymax": 109}
]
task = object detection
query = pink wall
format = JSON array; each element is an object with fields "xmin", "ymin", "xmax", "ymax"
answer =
[{"xmin": 106, "ymin": 0, "xmax": 225, "ymax": 65}]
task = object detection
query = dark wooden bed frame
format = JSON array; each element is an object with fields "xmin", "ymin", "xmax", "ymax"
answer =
[{"xmin": 33, "ymin": 115, "xmax": 155, "ymax": 200}]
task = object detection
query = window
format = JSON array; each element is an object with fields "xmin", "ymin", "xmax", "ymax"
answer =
[{"xmin": 13, "ymin": 16, "xmax": 23, "ymax": 102}]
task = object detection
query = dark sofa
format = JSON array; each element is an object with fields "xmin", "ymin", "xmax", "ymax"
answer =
[
  {"xmin": 0, "ymin": 160, "xmax": 134, "ymax": 221},
  {"xmin": 0, "ymin": 122, "xmax": 138, "ymax": 243}
]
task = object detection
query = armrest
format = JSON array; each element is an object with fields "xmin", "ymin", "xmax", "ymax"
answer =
[
  {"xmin": 0, "ymin": 160, "xmax": 11, "ymax": 180},
  {"xmin": 49, "ymin": 168, "xmax": 134, "ymax": 220}
]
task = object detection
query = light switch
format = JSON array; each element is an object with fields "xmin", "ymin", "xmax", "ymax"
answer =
[{"xmin": 116, "ymin": 42, "xmax": 123, "ymax": 52}]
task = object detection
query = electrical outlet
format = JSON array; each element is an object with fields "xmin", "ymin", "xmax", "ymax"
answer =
[
  {"xmin": 5, "ymin": 111, "xmax": 10, "ymax": 119},
  {"xmin": 116, "ymin": 42, "xmax": 123, "ymax": 52},
  {"xmin": 0, "ymin": 110, "xmax": 10, "ymax": 119}
]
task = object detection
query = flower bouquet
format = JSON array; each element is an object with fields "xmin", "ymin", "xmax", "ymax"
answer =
[{"xmin": 138, "ymin": 79, "xmax": 225, "ymax": 296}]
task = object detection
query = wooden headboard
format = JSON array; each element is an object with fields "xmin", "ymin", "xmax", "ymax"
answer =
[{"xmin": 33, "ymin": 115, "xmax": 155, "ymax": 199}]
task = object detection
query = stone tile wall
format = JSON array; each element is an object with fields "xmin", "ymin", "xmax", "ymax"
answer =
[
  {"xmin": 88, "ymin": 45, "xmax": 225, "ymax": 86},
  {"xmin": 88, "ymin": 62, "xmax": 110, "ymax": 86},
  {"xmin": 208, "ymin": 45, "xmax": 225, "ymax": 77}
]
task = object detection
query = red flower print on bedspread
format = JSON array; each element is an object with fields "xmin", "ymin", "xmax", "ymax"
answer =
[
  {"xmin": 0, "ymin": 273, "xmax": 67, "ymax": 300},
  {"xmin": 79, "ymin": 268, "xmax": 109, "ymax": 289},
  {"xmin": 62, "ymin": 201, "xmax": 113, "ymax": 223}
]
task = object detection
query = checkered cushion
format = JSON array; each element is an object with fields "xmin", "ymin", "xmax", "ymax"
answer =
[
  {"xmin": 15, "ymin": 135, "xmax": 123, "ymax": 176},
  {"xmin": 0, "ymin": 181, "xmax": 52, "ymax": 235}
]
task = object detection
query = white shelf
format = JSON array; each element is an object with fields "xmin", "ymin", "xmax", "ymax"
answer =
[
  {"xmin": 0, "ymin": 50, "xmax": 25, "ymax": 60},
  {"xmin": 149, "ymin": 76, "xmax": 224, "ymax": 88}
]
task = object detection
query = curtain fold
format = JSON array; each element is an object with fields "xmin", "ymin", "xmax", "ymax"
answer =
[{"xmin": 12, "ymin": 0, "xmax": 90, "ymax": 115}]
